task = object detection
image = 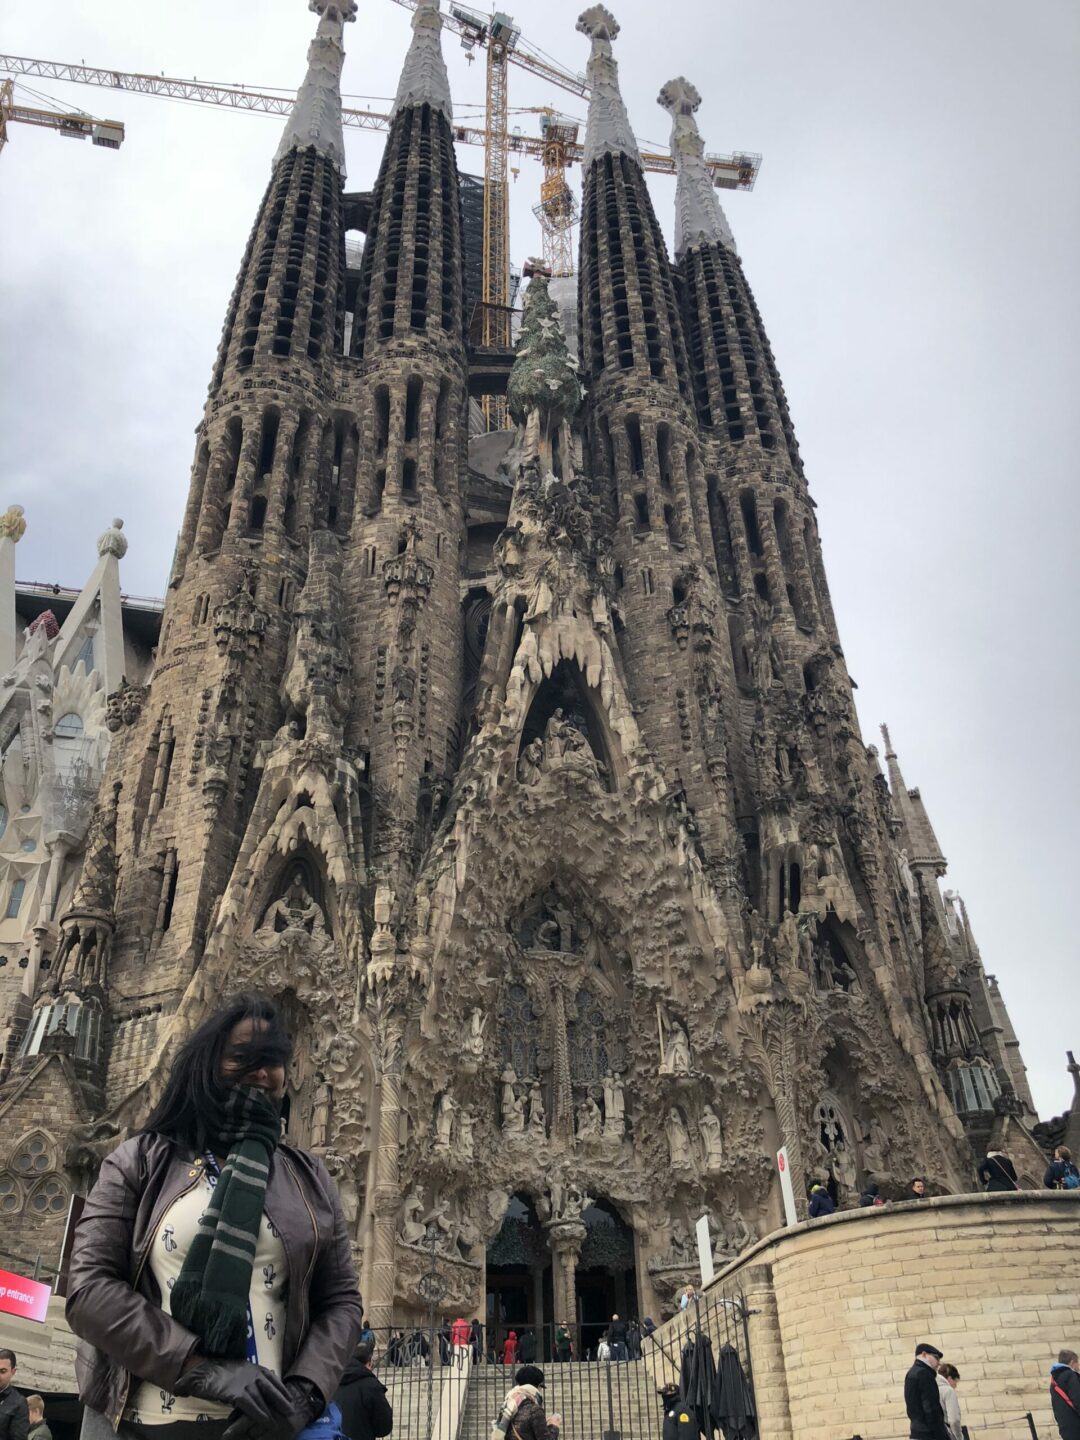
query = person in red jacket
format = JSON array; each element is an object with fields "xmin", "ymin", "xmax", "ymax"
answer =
[
  {"xmin": 450, "ymin": 1318, "xmax": 471, "ymax": 1367},
  {"xmin": 503, "ymin": 1332, "xmax": 518, "ymax": 1367}
]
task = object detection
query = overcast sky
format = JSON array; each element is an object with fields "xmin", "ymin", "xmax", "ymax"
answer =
[{"xmin": 2, "ymin": 0, "xmax": 1077, "ymax": 1120}]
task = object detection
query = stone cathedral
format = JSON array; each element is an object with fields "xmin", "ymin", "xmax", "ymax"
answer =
[{"xmin": 0, "ymin": 1, "xmax": 1050, "ymax": 1334}]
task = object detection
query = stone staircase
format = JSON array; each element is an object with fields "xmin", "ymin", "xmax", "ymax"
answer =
[{"xmin": 460, "ymin": 1361, "xmax": 662, "ymax": 1440}]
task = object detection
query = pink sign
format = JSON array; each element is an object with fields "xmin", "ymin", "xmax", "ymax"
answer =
[{"xmin": 0, "ymin": 1268, "xmax": 52, "ymax": 1324}]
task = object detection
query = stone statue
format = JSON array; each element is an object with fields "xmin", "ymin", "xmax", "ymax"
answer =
[
  {"xmin": 0, "ymin": 504, "xmax": 27, "ymax": 544},
  {"xmin": 699, "ymin": 1103, "xmax": 724, "ymax": 1170},
  {"xmin": 458, "ymin": 1109, "xmax": 475, "ymax": 1161},
  {"xmin": 577, "ymin": 1094, "xmax": 602, "ymax": 1141},
  {"xmin": 400, "ymin": 1189, "xmax": 426, "ymax": 1246},
  {"xmin": 463, "ymin": 1008, "xmax": 487, "ymax": 1062},
  {"xmin": 527, "ymin": 1080, "xmax": 546, "ymax": 1136},
  {"xmin": 861, "ymin": 1116, "xmax": 890, "ymax": 1181},
  {"xmin": 663, "ymin": 1021, "xmax": 692, "ymax": 1075},
  {"xmin": 665, "ymin": 1107, "xmax": 693, "ymax": 1169},
  {"xmin": 517, "ymin": 738, "xmax": 544, "ymax": 786},
  {"xmin": 834, "ymin": 1141, "xmax": 858, "ymax": 1199},
  {"xmin": 602, "ymin": 1072, "xmax": 625, "ymax": 1139},
  {"xmin": 501, "ymin": 1066, "xmax": 525, "ymax": 1135},
  {"xmin": 310, "ymin": 1078, "xmax": 332, "ymax": 1149},
  {"xmin": 434, "ymin": 1091, "xmax": 458, "ymax": 1152},
  {"xmin": 263, "ymin": 870, "xmax": 326, "ymax": 936},
  {"xmin": 547, "ymin": 1180, "xmax": 593, "ymax": 1226}
]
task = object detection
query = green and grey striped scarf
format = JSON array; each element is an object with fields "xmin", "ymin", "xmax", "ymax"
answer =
[{"xmin": 170, "ymin": 1085, "xmax": 281, "ymax": 1357}]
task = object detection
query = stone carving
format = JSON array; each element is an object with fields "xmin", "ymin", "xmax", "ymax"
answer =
[
  {"xmin": 463, "ymin": 1008, "xmax": 487, "ymax": 1062},
  {"xmin": 500, "ymin": 1066, "xmax": 525, "ymax": 1134},
  {"xmin": 458, "ymin": 1109, "xmax": 475, "ymax": 1161},
  {"xmin": 527, "ymin": 1080, "xmax": 546, "ymax": 1137},
  {"xmin": 262, "ymin": 871, "xmax": 327, "ymax": 937},
  {"xmin": 97, "ymin": 518, "xmax": 128, "ymax": 560},
  {"xmin": 400, "ymin": 1189, "xmax": 427, "ymax": 1246},
  {"xmin": 310, "ymin": 1079, "xmax": 332, "ymax": 1149},
  {"xmin": 666, "ymin": 1107, "xmax": 693, "ymax": 1169},
  {"xmin": 657, "ymin": 78, "xmax": 736, "ymax": 257},
  {"xmin": 576, "ymin": 1093, "xmax": 602, "ymax": 1141},
  {"xmin": 540, "ymin": 1179, "xmax": 594, "ymax": 1227},
  {"xmin": 0, "ymin": 504, "xmax": 27, "ymax": 543},
  {"xmin": 105, "ymin": 677, "xmax": 149, "ymax": 732},
  {"xmin": 661, "ymin": 1018, "xmax": 692, "ymax": 1075},
  {"xmin": 602, "ymin": 1071, "xmax": 625, "ymax": 1140},
  {"xmin": 434, "ymin": 1091, "xmax": 458, "ymax": 1152},
  {"xmin": 699, "ymin": 1103, "xmax": 724, "ymax": 1171},
  {"xmin": 517, "ymin": 737, "xmax": 545, "ymax": 787}
]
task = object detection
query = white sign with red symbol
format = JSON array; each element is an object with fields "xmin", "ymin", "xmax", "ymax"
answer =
[
  {"xmin": 777, "ymin": 1146, "xmax": 798, "ymax": 1227},
  {"xmin": 0, "ymin": 1268, "xmax": 52, "ymax": 1323}
]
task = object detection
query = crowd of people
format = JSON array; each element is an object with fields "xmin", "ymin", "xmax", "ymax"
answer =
[{"xmin": 904, "ymin": 1342, "xmax": 1080, "ymax": 1440}]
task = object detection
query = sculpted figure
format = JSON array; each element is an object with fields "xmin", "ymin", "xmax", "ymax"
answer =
[
  {"xmin": 663, "ymin": 1021, "xmax": 692, "ymax": 1075},
  {"xmin": 666, "ymin": 1107, "xmax": 693, "ymax": 1169},
  {"xmin": 544, "ymin": 708, "xmax": 569, "ymax": 762},
  {"xmin": 527, "ymin": 1080, "xmax": 546, "ymax": 1136},
  {"xmin": 463, "ymin": 1008, "xmax": 487, "ymax": 1061},
  {"xmin": 310, "ymin": 1079, "xmax": 332, "ymax": 1149},
  {"xmin": 458, "ymin": 1109, "xmax": 475, "ymax": 1161},
  {"xmin": 517, "ymin": 738, "xmax": 544, "ymax": 786},
  {"xmin": 602, "ymin": 1072, "xmax": 625, "ymax": 1139},
  {"xmin": 699, "ymin": 1103, "xmax": 724, "ymax": 1170},
  {"xmin": 400, "ymin": 1189, "xmax": 426, "ymax": 1245},
  {"xmin": 501, "ymin": 1067, "xmax": 525, "ymax": 1135},
  {"xmin": 834, "ymin": 1141, "xmax": 858, "ymax": 1199},
  {"xmin": 434, "ymin": 1092, "xmax": 458, "ymax": 1152},
  {"xmin": 264, "ymin": 870, "xmax": 326, "ymax": 936},
  {"xmin": 577, "ymin": 1094, "xmax": 602, "ymax": 1141}
]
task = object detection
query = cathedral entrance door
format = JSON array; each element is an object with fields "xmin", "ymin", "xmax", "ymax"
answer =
[
  {"xmin": 485, "ymin": 1195, "xmax": 552, "ymax": 1358},
  {"xmin": 575, "ymin": 1200, "xmax": 637, "ymax": 1359}
]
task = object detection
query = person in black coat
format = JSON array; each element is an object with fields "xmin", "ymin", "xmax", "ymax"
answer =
[
  {"xmin": 977, "ymin": 1151, "xmax": 1018, "ymax": 1192},
  {"xmin": 904, "ymin": 1344, "xmax": 949, "ymax": 1440},
  {"xmin": 1050, "ymin": 1349, "xmax": 1080, "ymax": 1440},
  {"xmin": 517, "ymin": 1330, "xmax": 537, "ymax": 1365},
  {"xmin": 808, "ymin": 1184, "xmax": 835, "ymax": 1218},
  {"xmin": 336, "ymin": 1342, "xmax": 393, "ymax": 1440}
]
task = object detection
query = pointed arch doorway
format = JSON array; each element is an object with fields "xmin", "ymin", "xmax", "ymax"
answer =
[
  {"xmin": 485, "ymin": 1194, "xmax": 553, "ymax": 1356},
  {"xmin": 575, "ymin": 1199, "xmax": 638, "ymax": 1358}
]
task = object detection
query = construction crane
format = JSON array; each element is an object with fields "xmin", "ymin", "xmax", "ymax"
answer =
[{"xmin": 0, "ymin": 77, "xmax": 123, "ymax": 157}]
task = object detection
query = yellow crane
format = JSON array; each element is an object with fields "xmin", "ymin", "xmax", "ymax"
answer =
[{"xmin": 0, "ymin": 76, "xmax": 123, "ymax": 156}]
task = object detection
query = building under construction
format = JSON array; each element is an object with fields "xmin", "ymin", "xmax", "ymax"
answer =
[{"xmin": 0, "ymin": 0, "xmax": 1062, "ymax": 1405}]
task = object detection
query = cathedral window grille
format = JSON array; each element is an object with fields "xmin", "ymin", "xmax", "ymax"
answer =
[
  {"xmin": 641, "ymin": 568, "xmax": 654, "ymax": 597},
  {"xmin": 753, "ymin": 572, "xmax": 770, "ymax": 602},
  {"xmin": 158, "ymin": 849, "xmax": 179, "ymax": 936},
  {"xmin": 634, "ymin": 494, "xmax": 650, "ymax": 532},
  {"xmin": 374, "ymin": 388, "xmax": 391, "ymax": 456},
  {"xmin": 223, "ymin": 419, "xmax": 242, "ymax": 495},
  {"xmin": 707, "ymin": 479, "xmax": 738, "ymax": 595},
  {"xmin": 147, "ymin": 714, "xmax": 175, "ymax": 822},
  {"xmin": 257, "ymin": 410, "xmax": 280, "ymax": 485},
  {"xmin": 402, "ymin": 459, "xmax": 417, "ymax": 495},
  {"xmin": 405, "ymin": 377, "xmax": 423, "ymax": 444},
  {"xmin": 626, "ymin": 417, "xmax": 645, "ymax": 475},
  {"xmin": 664, "ymin": 504, "xmax": 681, "ymax": 545},
  {"xmin": 19, "ymin": 1007, "xmax": 48, "ymax": 1058},
  {"xmin": 568, "ymin": 987, "xmax": 610, "ymax": 1085},
  {"xmin": 193, "ymin": 594, "xmax": 211, "ymax": 627},
  {"xmin": 28, "ymin": 1177, "xmax": 68, "ymax": 1215},
  {"xmin": 500, "ymin": 982, "xmax": 539, "ymax": 1078},
  {"xmin": 13, "ymin": 1134, "xmax": 51, "ymax": 1175},
  {"xmin": 5, "ymin": 878, "xmax": 26, "ymax": 919},
  {"xmin": 657, "ymin": 425, "xmax": 673, "ymax": 489},
  {"xmin": 815, "ymin": 1097, "xmax": 849, "ymax": 1154},
  {"xmin": 54, "ymin": 712, "xmax": 84, "ymax": 740},
  {"xmin": 0, "ymin": 1173, "xmax": 19, "ymax": 1214},
  {"xmin": 75, "ymin": 634, "xmax": 95, "ymax": 671}
]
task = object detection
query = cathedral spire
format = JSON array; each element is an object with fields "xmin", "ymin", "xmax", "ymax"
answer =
[
  {"xmin": 658, "ymin": 77, "xmax": 736, "ymax": 257},
  {"xmin": 577, "ymin": 6, "xmax": 640, "ymax": 168},
  {"xmin": 391, "ymin": 0, "xmax": 453, "ymax": 122},
  {"xmin": 274, "ymin": 0, "xmax": 358, "ymax": 176},
  {"xmin": 881, "ymin": 724, "xmax": 946, "ymax": 870}
]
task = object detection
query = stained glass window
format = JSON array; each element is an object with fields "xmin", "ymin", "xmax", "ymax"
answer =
[
  {"xmin": 568, "ymin": 987, "xmax": 608, "ymax": 1084},
  {"xmin": 500, "ymin": 982, "xmax": 538, "ymax": 1078}
]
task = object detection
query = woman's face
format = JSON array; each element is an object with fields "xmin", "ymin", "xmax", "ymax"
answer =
[{"xmin": 219, "ymin": 1017, "xmax": 287, "ymax": 1100}]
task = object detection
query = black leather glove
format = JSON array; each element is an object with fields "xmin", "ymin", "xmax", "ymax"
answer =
[
  {"xmin": 174, "ymin": 1360, "xmax": 294, "ymax": 1426},
  {"xmin": 222, "ymin": 1378, "xmax": 324, "ymax": 1440}
]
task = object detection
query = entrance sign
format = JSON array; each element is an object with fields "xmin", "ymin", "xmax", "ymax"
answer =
[
  {"xmin": 695, "ymin": 1213, "xmax": 715, "ymax": 1288},
  {"xmin": 0, "ymin": 1267, "xmax": 51, "ymax": 1323},
  {"xmin": 777, "ymin": 1146, "xmax": 798, "ymax": 1227}
]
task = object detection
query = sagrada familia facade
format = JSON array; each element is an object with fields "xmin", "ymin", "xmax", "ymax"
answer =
[{"xmin": 0, "ymin": 0, "xmax": 1056, "ymax": 1331}]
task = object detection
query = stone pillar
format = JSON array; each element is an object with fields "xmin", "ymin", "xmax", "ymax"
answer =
[
  {"xmin": 741, "ymin": 1263, "xmax": 793, "ymax": 1440},
  {"xmin": 0, "ymin": 505, "xmax": 26, "ymax": 675},
  {"xmin": 369, "ymin": 1013, "xmax": 405, "ymax": 1330},
  {"xmin": 547, "ymin": 1221, "xmax": 584, "ymax": 1338}
]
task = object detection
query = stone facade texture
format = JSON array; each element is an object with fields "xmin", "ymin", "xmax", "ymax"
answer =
[{"xmin": 0, "ymin": 0, "xmax": 1063, "ymax": 1369}]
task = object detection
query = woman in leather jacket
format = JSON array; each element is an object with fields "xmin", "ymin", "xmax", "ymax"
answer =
[{"xmin": 66, "ymin": 995, "xmax": 362, "ymax": 1440}]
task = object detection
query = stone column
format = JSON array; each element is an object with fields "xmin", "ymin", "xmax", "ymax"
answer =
[
  {"xmin": 547, "ymin": 1221, "xmax": 585, "ymax": 1338},
  {"xmin": 741, "ymin": 1263, "xmax": 793, "ymax": 1440},
  {"xmin": 369, "ymin": 1012, "xmax": 405, "ymax": 1330},
  {"xmin": 0, "ymin": 505, "xmax": 23, "ymax": 675}
]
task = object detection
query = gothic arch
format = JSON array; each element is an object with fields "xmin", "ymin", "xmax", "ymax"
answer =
[{"xmin": 518, "ymin": 658, "xmax": 618, "ymax": 792}]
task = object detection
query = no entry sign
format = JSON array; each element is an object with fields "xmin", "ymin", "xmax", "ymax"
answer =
[{"xmin": 0, "ymin": 1268, "xmax": 52, "ymax": 1324}]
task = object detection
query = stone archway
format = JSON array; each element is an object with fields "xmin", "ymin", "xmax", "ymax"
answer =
[
  {"xmin": 485, "ymin": 1193, "xmax": 552, "ymax": 1357},
  {"xmin": 575, "ymin": 1198, "xmax": 637, "ymax": 1357}
]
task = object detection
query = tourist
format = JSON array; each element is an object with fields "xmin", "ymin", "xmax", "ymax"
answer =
[
  {"xmin": 496, "ymin": 1366, "xmax": 561, "ymax": 1440},
  {"xmin": 678, "ymin": 1285, "xmax": 696, "ymax": 1312},
  {"xmin": 503, "ymin": 1331, "xmax": 519, "ymax": 1367},
  {"xmin": 335, "ymin": 1341, "xmax": 393, "ymax": 1440},
  {"xmin": 642, "ymin": 1318, "xmax": 658, "ymax": 1342},
  {"xmin": 0, "ymin": 1352, "xmax": 27, "ymax": 1440},
  {"xmin": 608, "ymin": 1314, "xmax": 628, "ymax": 1361},
  {"xmin": 438, "ymin": 1320, "xmax": 452, "ymax": 1365},
  {"xmin": 627, "ymin": 1320, "xmax": 642, "ymax": 1360},
  {"xmin": 1044, "ymin": 1147, "xmax": 1080, "ymax": 1191},
  {"xmin": 1050, "ymin": 1349, "xmax": 1080, "ymax": 1440},
  {"xmin": 451, "ymin": 1317, "xmax": 471, "ymax": 1367},
  {"xmin": 386, "ymin": 1331, "xmax": 406, "ymax": 1368},
  {"xmin": 25, "ymin": 1398, "xmax": 49, "ymax": 1440},
  {"xmin": 596, "ymin": 1332, "xmax": 612, "ymax": 1363},
  {"xmin": 554, "ymin": 1325, "xmax": 572, "ymax": 1363},
  {"xmin": 909, "ymin": 1177, "xmax": 929, "ymax": 1201},
  {"xmin": 65, "ymin": 994, "xmax": 362, "ymax": 1437},
  {"xmin": 808, "ymin": 1184, "xmax": 835, "ymax": 1218},
  {"xmin": 517, "ymin": 1330, "xmax": 537, "ymax": 1365},
  {"xmin": 977, "ymin": 1150, "xmax": 1019, "ymax": 1192},
  {"xmin": 859, "ymin": 1182, "xmax": 882, "ymax": 1207},
  {"xmin": 904, "ymin": 1342, "xmax": 949, "ymax": 1440},
  {"xmin": 470, "ymin": 1320, "xmax": 484, "ymax": 1364},
  {"xmin": 935, "ymin": 1364, "xmax": 962, "ymax": 1440}
]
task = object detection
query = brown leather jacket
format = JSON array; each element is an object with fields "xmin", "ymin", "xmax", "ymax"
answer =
[{"xmin": 66, "ymin": 1131, "xmax": 362, "ymax": 1429}]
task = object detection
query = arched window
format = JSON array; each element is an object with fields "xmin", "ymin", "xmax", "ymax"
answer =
[
  {"xmin": 5, "ymin": 878, "xmax": 26, "ymax": 919},
  {"xmin": 55, "ymin": 712, "xmax": 84, "ymax": 740},
  {"xmin": 500, "ymin": 982, "xmax": 538, "ymax": 1079},
  {"xmin": 568, "ymin": 987, "xmax": 609, "ymax": 1084}
]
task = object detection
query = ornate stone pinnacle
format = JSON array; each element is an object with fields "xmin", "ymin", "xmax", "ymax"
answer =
[
  {"xmin": 657, "ymin": 76, "xmax": 701, "ymax": 117},
  {"xmin": 391, "ymin": 0, "xmax": 453, "ymax": 122},
  {"xmin": 310, "ymin": 0, "xmax": 358, "ymax": 21},
  {"xmin": 659, "ymin": 74, "xmax": 736, "ymax": 256},
  {"xmin": 576, "ymin": 5, "xmax": 619, "ymax": 41},
  {"xmin": 0, "ymin": 504, "xmax": 27, "ymax": 543}
]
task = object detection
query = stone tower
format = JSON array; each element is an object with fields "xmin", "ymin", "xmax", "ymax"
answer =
[{"xmin": 0, "ymin": 0, "xmax": 1050, "ymax": 1335}]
